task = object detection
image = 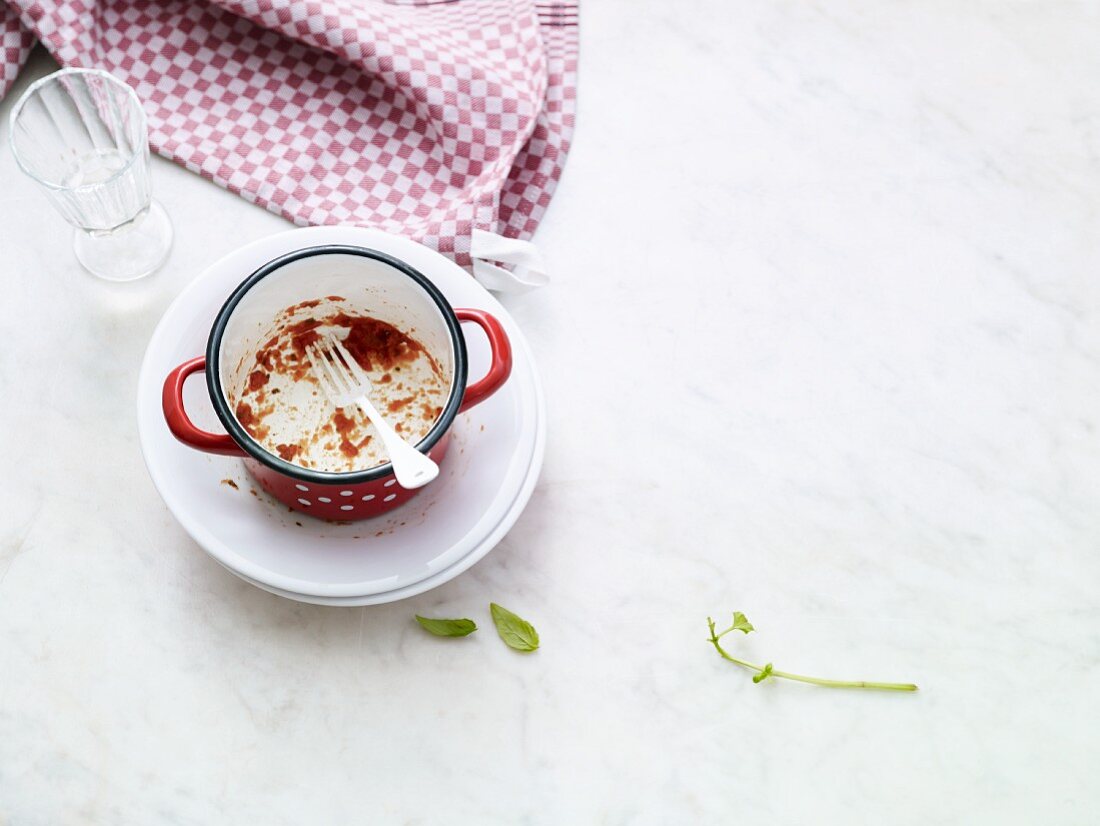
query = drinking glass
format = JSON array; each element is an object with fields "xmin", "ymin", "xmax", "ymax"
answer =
[{"xmin": 8, "ymin": 68, "xmax": 173, "ymax": 282}]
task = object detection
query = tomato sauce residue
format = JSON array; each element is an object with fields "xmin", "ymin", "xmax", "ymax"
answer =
[
  {"xmin": 286, "ymin": 318, "xmax": 324, "ymax": 357},
  {"xmin": 255, "ymin": 335, "xmax": 287, "ymax": 374},
  {"xmin": 332, "ymin": 410, "xmax": 355, "ymax": 435},
  {"xmin": 329, "ymin": 409, "xmax": 373, "ymax": 459},
  {"xmin": 284, "ymin": 299, "xmax": 322, "ymax": 313},
  {"xmin": 235, "ymin": 401, "xmax": 272, "ymax": 441},
  {"xmin": 331, "ymin": 313, "xmax": 441, "ymax": 377},
  {"xmin": 333, "ymin": 410, "xmax": 358, "ymax": 458},
  {"xmin": 233, "ymin": 302, "xmax": 447, "ymax": 471},
  {"xmin": 271, "ymin": 319, "xmax": 321, "ymax": 380},
  {"xmin": 243, "ymin": 312, "xmax": 439, "ymax": 401}
]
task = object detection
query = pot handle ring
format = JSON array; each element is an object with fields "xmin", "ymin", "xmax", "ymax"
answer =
[
  {"xmin": 454, "ymin": 309, "xmax": 513, "ymax": 413},
  {"xmin": 162, "ymin": 356, "xmax": 247, "ymax": 456}
]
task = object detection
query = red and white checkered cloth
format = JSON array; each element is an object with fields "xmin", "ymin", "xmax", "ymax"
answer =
[{"xmin": 1, "ymin": 0, "xmax": 576, "ymax": 287}]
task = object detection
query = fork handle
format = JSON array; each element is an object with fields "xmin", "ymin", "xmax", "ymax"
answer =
[{"xmin": 354, "ymin": 395, "xmax": 440, "ymax": 489}]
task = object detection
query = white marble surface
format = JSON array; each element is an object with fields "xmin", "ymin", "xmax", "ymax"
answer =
[{"xmin": 2, "ymin": 2, "xmax": 1099, "ymax": 821}]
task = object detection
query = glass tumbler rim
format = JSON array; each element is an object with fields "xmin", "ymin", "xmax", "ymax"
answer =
[{"xmin": 8, "ymin": 66, "xmax": 149, "ymax": 192}]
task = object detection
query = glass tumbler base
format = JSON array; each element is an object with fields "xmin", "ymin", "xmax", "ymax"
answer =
[{"xmin": 73, "ymin": 200, "xmax": 173, "ymax": 282}]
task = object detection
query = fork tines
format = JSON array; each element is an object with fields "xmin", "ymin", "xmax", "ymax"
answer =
[{"xmin": 307, "ymin": 334, "xmax": 371, "ymax": 401}]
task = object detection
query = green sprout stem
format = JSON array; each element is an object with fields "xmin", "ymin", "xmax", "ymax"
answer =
[{"xmin": 707, "ymin": 616, "xmax": 917, "ymax": 692}]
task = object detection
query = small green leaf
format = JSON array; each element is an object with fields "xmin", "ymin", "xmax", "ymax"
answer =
[
  {"xmin": 731, "ymin": 612, "xmax": 755, "ymax": 634},
  {"xmin": 753, "ymin": 663, "xmax": 774, "ymax": 684},
  {"xmin": 490, "ymin": 603, "xmax": 539, "ymax": 652},
  {"xmin": 415, "ymin": 615, "xmax": 477, "ymax": 637}
]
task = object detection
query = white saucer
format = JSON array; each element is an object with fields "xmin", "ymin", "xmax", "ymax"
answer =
[{"xmin": 137, "ymin": 226, "xmax": 545, "ymax": 604}]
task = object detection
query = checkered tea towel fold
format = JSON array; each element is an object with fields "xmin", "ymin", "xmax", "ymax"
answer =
[{"xmin": 1, "ymin": 0, "xmax": 577, "ymax": 291}]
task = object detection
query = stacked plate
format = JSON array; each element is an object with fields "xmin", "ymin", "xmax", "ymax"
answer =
[{"xmin": 137, "ymin": 226, "xmax": 545, "ymax": 605}]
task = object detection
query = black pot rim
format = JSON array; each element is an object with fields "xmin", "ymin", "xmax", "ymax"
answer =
[{"xmin": 205, "ymin": 244, "xmax": 469, "ymax": 485}]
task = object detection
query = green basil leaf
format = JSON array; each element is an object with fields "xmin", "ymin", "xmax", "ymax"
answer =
[
  {"xmin": 490, "ymin": 603, "xmax": 539, "ymax": 652},
  {"xmin": 415, "ymin": 615, "xmax": 477, "ymax": 637},
  {"xmin": 731, "ymin": 612, "xmax": 755, "ymax": 634}
]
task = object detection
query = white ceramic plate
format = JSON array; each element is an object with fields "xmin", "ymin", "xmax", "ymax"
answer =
[{"xmin": 137, "ymin": 226, "xmax": 545, "ymax": 603}]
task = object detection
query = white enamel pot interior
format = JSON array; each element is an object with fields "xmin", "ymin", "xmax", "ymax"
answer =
[{"xmin": 205, "ymin": 245, "xmax": 469, "ymax": 486}]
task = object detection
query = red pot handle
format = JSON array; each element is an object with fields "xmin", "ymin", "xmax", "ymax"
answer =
[
  {"xmin": 455, "ymin": 308, "xmax": 513, "ymax": 413},
  {"xmin": 162, "ymin": 356, "xmax": 247, "ymax": 456}
]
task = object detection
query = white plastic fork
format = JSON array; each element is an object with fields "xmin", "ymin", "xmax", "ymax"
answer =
[{"xmin": 307, "ymin": 334, "xmax": 440, "ymax": 489}]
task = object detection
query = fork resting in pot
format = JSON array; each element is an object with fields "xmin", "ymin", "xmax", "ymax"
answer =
[{"xmin": 307, "ymin": 334, "xmax": 440, "ymax": 489}]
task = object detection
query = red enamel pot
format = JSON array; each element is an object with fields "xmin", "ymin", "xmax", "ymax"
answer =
[{"xmin": 162, "ymin": 245, "xmax": 511, "ymax": 521}]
